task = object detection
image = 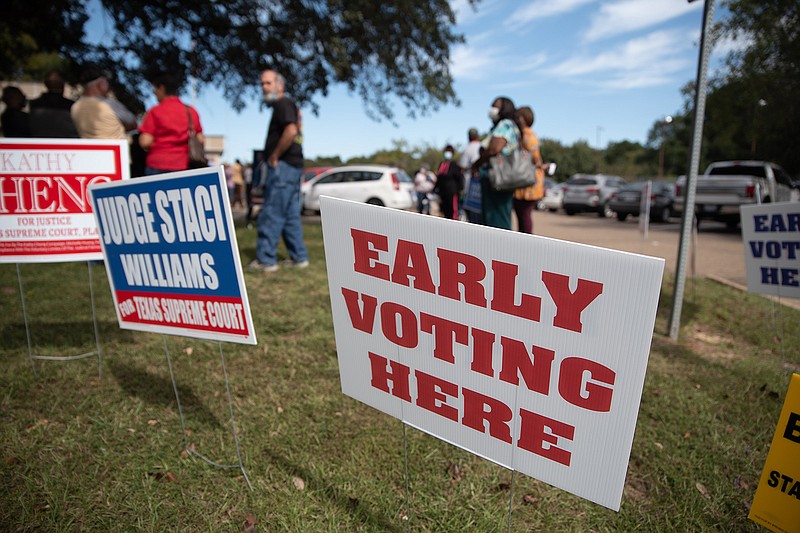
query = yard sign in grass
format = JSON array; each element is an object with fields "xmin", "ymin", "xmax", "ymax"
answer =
[
  {"xmin": 320, "ymin": 196, "xmax": 664, "ymax": 511},
  {"xmin": 0, "ymin": 139, "xmax": 128, "ymax": 263},
  {"xmin": 88, "ymin": 167, "xmax": 256, "ymax": 345},
  {"xmin": 741, "ymin": 202, "xmax": 800, "ymax": 299},
  {"xmin": 749, "ymin": 373, "xmax": 800, "ymax": 533}
]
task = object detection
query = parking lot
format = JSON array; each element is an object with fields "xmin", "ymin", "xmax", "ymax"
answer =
[{"xmin": 530, "ymin": 210, "xmax": 748, "ymax": 287}]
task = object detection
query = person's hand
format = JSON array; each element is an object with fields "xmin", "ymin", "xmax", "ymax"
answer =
[{"xmin": 268, "ymin": 155, "xmax": 279, "ymax": 168}]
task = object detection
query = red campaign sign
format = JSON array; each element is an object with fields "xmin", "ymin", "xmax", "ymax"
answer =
[
  {"xmin": 114, "ymin": 290, "xmax": 250, "ymax": 337},
  {"xmin": 0, "ymin": 139, "xmax": 129, "ymax": 263}
]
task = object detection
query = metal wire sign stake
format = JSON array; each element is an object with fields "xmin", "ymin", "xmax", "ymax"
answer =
[
  {"xmin": 16, "ymin": 261, "xmax": 103, "ymax": 379},
  {"xmin": 87, "ymin": 167, "xmax": 257, "ymax": 489}
]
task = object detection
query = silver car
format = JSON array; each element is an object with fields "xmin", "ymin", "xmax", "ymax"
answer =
[{"xmin": 562, "ymin": 173, "xmax": 626, "ymax": 218}]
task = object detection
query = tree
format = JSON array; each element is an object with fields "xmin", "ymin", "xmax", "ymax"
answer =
[
  {"xmin": 2, "ymin": 0, "xmax": 475, "ymax": 118},
  {"xmin": 712, "ymin": 0, "xmax": 799, "ymax": 172}
]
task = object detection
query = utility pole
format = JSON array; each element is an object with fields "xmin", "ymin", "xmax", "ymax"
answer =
[
  {"xmin": 595, "ymin": 126, "xmax": 604, "ymax": 173},
  {"xmin": 669, "ymin": 0, "xmax": 715, "ymax": 340}
]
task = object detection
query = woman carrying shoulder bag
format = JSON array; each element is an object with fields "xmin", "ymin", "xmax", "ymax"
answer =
[
  {"xmin": 471, "ymin": 96, "xmax": 520, "ymax": 230},
  {"xmin": 139, "ymin": 71, "xmax": 205, "ymax": 175}
]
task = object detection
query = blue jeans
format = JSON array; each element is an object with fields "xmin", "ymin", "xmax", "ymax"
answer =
[{"xmin": 255, "ymin": 161, "xmax": 308, "ymax": 265}]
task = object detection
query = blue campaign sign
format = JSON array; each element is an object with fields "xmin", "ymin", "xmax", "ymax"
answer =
[{"xmin": 88, "ymin": 166, "xmax": 256, "ymax": 344}]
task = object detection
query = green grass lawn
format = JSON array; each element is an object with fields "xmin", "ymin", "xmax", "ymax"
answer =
[{"xmin": 1, "ymin": 222, "xmax": 798, "ymax": 532}]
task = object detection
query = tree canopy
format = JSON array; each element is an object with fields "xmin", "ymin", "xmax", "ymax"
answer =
[{"xmin": 2, "ymin": 0, "xmax": 474, "ymax": 117}]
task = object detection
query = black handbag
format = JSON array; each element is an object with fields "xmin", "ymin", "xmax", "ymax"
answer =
[{"xmin": 186, "ymin": 105, "xmax": 207, "ymax": 168}]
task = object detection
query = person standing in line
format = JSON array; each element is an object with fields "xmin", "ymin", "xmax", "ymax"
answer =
[
  {"xmin": 414, "ymin": 164, "xmax": 434, "ymax": 214},
  {"xmin": 1, "ymin": 86, "xmax": 31, "ymax": 137},
  {"xmin": 138, "ymin": 71, "xmax": 204, "ymax": 175},
  {"xmin": 434, "ymin": 144, "xmax": 463, "ymax": 221},
  {"xmin": 29, "ymin": 71, "xmax": 79, "ymax": 138},
  {"xmin": 231, "ymin": 159, "xmax": 245, "ymax": 208},
  {"xmin": 248, "ymin": 69, "xmax": 308, "ymax": 273},
  {"xmin": 471, "ymin": 97, "xmax": 519, "ymax": 230},
  {"xmin": 71, "ymin": 66, "xmax": 137, "ymax": 139},
  {"xmin": 459, "ymin": 127, "xmax": 483, "ymax": 224},
  {"xmin": 512, "ymin": 106, "xmax": 545, "ymax": 234}
]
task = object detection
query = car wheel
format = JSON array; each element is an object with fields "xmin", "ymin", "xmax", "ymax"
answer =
[
  {"xmin": 599, "ymin": 202, "xmax": 612, "ymax": 218},
  {"xmin": 565, "ymin": 208, "xmax": 576, "ymax": 216},
  {"xmin": 655, "ymin": 206, "xmax": 671, "ymax": 223},
  {"xmin": 616, "ymin": 212, "xmax": 628, "ymax": 222},
  {"xmin": 366, "ymin": 198, "xmax": 384, "ymax": 207}
]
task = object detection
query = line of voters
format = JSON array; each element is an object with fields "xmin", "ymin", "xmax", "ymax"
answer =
[
  {"xmin": 415, "ymin": 97, "xmax": 549, "ymax": 235},
  {"xmin": 3, "ymin": 69, "xmax": 550, "ymax": 244},
  {"xmin": 1, "ymin": 66, "xmax": 208, "ymax": 180}
]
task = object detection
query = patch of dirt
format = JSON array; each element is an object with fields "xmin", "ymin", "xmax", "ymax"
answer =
[{"xmin": 683, "ymin": 325, "xmax": 743, "ymax": 363}]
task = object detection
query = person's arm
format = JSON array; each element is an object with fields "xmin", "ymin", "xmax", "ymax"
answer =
[
  {"xmin": 106, "ymin": 99, "xmax": 137, "ymax": 131},
  {"xmin": 139, "ymin": 132, "xmax": 154, "ymax": 151},
  {"xmin": 267, "ymin": 122, "xmax": 298, "ymax": 167},
  {"xmin": 471, "ymin": 136, "xmax": 507, "ymax": 173}
]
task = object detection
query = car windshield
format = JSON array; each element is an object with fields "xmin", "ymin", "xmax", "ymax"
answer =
[
  {"xmin": 621, "ymin": 182, "xmax": 646, "ymax": 191},
  {"xmin": 568, "ymin": 177, "xmax": 597, "ymax": 186},
  {"xmin": 708, "ymin": 165, "xmax": 766, "ymax": 178}
]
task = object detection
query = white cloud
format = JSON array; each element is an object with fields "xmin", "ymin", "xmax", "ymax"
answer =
[
  {"xmin": 452, "ymin": 0, "xmax": 503, "ymax": 26},
  {"xmin": 584, "ymin": 0, "xmax": 702, "ymax": 42},
  {"xmin": 549, "ymin": 29, "xmax": 693, "ymax": 89},
  {"xmin": 450, "ymin": 44, "xmax": 504, "ymax": 80},
  {"xmin": 506, "ymin": 0, "xmax": 596, "ymax": 26}
]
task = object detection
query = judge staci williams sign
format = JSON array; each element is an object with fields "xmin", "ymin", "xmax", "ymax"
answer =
[
  {"xmin": 320, "ymin": 197, "xmax": 665, "ymax": 511},
  {"xmin": 0, "ymin": 139, "xmax": 129, "ymax": 263},
  {"xmin": 741, "ymin": 202, "xmax": 800, "ymax": 300},
  {"xmin": 88, "ymin": 168, "xmax": 256, "ymax": 345}
]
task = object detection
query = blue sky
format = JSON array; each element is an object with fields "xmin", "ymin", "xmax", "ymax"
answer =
[{"xmin": 138, "ymin": 0, "xmax": 737, "ymax": 163}]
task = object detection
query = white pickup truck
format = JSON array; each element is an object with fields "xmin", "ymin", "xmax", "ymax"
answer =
[{"xmin": 674, "ymin": 160, "xmax": 796, "ymax": 229}]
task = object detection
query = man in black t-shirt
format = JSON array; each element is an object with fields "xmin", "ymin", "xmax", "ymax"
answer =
[
  {"xmin": 248, "ymin": 69, "xmax": 309, "ymax": 273},
  {"xmin": 29, "ymin": 71, "xmax": 79, "ymax": 138}
]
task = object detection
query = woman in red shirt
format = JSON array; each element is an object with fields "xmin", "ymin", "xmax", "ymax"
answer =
[{"xmin": 138, "ymin": 71, "xmax": 204, "ymax": 175}]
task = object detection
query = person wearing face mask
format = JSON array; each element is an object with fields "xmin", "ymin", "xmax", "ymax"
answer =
[
  {"xmin": 471, "ymin": 97, "xmax": 520, "ymax": 229},
  {"xmin": 512, "ymin": 106, "xmax": 545, "ymax": 234},
  {"xmin": 434, "ymin": 144, "xmax": 464, "ymax": 221},
  {"xmin": 138, "ymin": 71, "xmax": 204, "ymax": 175},
  {"xmin": 248, "ymin": 69, "xmax": 309, "ymax": 273}
]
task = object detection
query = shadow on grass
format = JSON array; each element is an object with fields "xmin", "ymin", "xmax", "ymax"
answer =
[
  {"xmin": 0, "ymin": 320, "xmax": 134, "ymax": 351},
  {"xmin": 263, "ymin": 449, "xmax": 404, "ymax": 532},
  {"xmin": 108, "ymin": 359, "xmax": 222, "ymax": 429}
]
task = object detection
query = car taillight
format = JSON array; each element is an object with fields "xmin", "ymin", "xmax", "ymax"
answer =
[
  {"xmin": 675, "ymin": 184, "xmax": 682, "ymax": 196},
  {"xmin": 586, "ymin": 187, "xmax": 599, "ymax": 194},
  {"xmin": 391, "ymin": 173, "xmax": 400, "ymax": 190},
  {"xmin": 650, "ymin": 194, "xmax": 656, "ymax": 201},
  {"xmin": 745, "ymin": 183, "xmax": 755, "ymax": 198},
  {"xmin": 562, "ymin": 186, "xmax": 568, "ymax": 192},
  {"xmin": 610, "ymin": 192, "xmax": 617, "ymax": 200}
]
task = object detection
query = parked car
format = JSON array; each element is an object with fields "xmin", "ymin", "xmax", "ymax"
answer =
[
  {"xmin": 674, "ymin": 161, "xmax": 795, "ymax": 229},
  {"xmin": 300, "ymin": 166, "xmax": 332, "ymax": 212},
  {"xmin": 562, "ymin": 173, "xmax": 626, "ymax": 217},
  {"xmin": 538, "ymin": 182, "xmax": 564, "ymax": 212},
  {"xmin": 303, "ymin": 165, "xmax": 415, "ymax": 213},
  {"xmin": 609, "ymin": 181, "xmax": 676, "ymax": 222}
]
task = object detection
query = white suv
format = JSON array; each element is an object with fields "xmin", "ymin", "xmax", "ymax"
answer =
[
  {"xmin": 562, "ymin": 173, "xmax": 626, "ymax": 218},
  {"xmin": 303, "ymin": 165, "xmax": 415, "ymax": 213}
]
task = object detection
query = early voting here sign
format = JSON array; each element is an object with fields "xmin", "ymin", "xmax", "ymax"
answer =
[
  {"xmin": 320, "ymin": 197, "xmax": 664, "ymax": 511},
  {"xmin": 0, "ymin": 139, "xmax": 129, "ymax": 263},
  {"xmin": 741, "ymin": 202, "xmax": 800, "ymax": 299},
  {"xmin": 88, "ymin": 167, "xmax": 256, "ymax": 345}
]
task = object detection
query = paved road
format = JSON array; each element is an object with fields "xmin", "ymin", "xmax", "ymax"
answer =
[{"xmin": 530, "ymin": 210, "xmax": 748, "ymax": 286}]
